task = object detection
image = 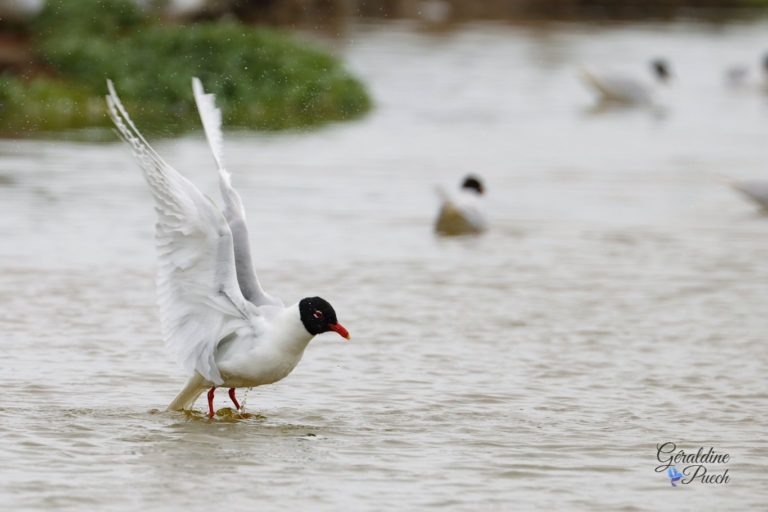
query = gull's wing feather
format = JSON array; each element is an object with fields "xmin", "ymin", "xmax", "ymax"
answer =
[
  {"xmin": 192, "ymin": 77, "xmax": 282, "ymax": 307},
  {"xmin": 106, "ymin": 80, "xmax": 257, "ymax": 385}
]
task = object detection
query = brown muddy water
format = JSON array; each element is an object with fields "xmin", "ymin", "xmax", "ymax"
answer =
[{"xmin": 1, "ymin": 20, "xmax": 768, "ymax": 511}]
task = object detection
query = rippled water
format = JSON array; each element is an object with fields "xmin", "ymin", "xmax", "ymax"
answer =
[{"xmin": 2, "ymin": 20, "xmax": 768, "ymax": 510}]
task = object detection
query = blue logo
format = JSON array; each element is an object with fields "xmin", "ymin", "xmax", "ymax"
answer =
[{"xmin": 667, "ymin": 466, "xmax": 684, "ymax": 487}]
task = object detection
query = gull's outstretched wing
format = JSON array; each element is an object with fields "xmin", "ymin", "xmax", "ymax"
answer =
[
  {"xmin": 106, "ymin": 80, "xmax": 257, "ymax": 385},
  {"xmin": 192, "ymin": 77, "xmax": 282, "ymax": 307}
]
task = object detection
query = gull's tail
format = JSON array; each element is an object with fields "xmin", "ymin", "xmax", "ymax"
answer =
[{"xmin": 167, "ymin": 373, "xmax": 209, "ymax": 412}]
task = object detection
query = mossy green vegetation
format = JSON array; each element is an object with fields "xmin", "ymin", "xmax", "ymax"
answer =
[{"xmin": 0, "ymin": 0, "xmax": 371, "ymax": 135}]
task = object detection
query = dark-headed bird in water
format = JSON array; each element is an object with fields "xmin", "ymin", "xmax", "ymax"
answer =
[
  {"xmin": 106, "ymin": 78, "xmax": 350, "ymax": 418},
  {"xmin": 580, "ymin": 58, "xmax": 672, "ymax": 106},
  {"xmin": 434, "ymin": 175, "xmax": 487, "ymax": 236}
]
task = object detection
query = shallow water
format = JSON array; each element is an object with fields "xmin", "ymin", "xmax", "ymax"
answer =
[{"xmin": 2, "ymin": 19, "xmax": 768, "ymax": 510}]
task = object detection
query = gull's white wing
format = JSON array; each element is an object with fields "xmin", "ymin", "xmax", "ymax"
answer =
[
  {"xmin": 192, "ymin": 77, "xmax": 282, "ymax": 307},
  {"xmin": 106, "ymin": 80, "xmax": 257, "ymax": 385},
  {"xmin": 453, "ymin": 189, "xmax": 487, "ymax": 232}
]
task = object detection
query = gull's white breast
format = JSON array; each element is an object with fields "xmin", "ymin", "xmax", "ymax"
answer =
[{"xmin": 215, "ymin": 303, "xmax": 314, "ymax": 388}]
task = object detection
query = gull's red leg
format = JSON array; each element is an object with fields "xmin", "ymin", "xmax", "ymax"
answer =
[
  {"xmin": 228, "ymin": 388, "xmax": 241, "ymax": 411},
  {"xmin": 207, "ymin": 386, "xmax": 216, "ymax": 419}
]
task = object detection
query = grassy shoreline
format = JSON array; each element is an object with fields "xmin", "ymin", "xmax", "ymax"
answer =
[{"xmin": 0, "ymin": 1, "xmax": 371, "ymax": 135}]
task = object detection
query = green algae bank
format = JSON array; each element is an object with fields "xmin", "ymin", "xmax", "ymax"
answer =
[
  {"xmin": 1, "ymin": 18, "xmax": 768, "ymax": 512},
  {"xmin": 0, "ymin": 0, "xmax": 371, "ymax": 134}
]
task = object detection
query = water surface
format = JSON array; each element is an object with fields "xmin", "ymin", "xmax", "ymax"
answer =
[{"xmin": 1, "ymin": 20, "xmax": 768, "ymax": 510}]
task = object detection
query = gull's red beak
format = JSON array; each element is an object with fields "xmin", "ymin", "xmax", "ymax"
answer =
[{"xmin": 328, "ymin": 323, "xmax": 350, "ymax": 341}]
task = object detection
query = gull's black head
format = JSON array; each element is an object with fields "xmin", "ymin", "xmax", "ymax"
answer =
[
  {"xmin": 651, "ymin": 59, "xmax": 671, "ymax": 82},
  {"xmin": 299, "ymin": 296, "xmax": 350, "ymax": 340},
  {"xmin": 461, "ymin": 175, "xmax": 485, "ymax": 195}
]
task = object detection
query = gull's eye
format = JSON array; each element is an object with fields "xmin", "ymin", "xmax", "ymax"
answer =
[{"xmin": 313, "ymin": 310, "xmax": 324, "ymax": 320}]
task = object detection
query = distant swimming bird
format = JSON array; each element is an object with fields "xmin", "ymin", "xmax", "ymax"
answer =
[
  {"xmin": 106, "ymin": 78, "xmax": 350, "ymax": 419},
  {"xmin": 434, "ymin": 175, "xmax": 487, "ymax": 236},
  {"xmin": 580, "ymin": 59, "xmax": 671, "ymax": 106}
]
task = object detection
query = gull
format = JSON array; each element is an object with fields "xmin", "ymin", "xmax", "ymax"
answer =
[
  {"xmin": 580, "ymin": 59, "xmax": 671, "ymax": 106},
  {"xmin": 434, "ymin": 175, "xmax": 487, "ymax": 236},
  {"xmin": 105, "ymin": 78, "xmax": 350, "ymax": 419}
]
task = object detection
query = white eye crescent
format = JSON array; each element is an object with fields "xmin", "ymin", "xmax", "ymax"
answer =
[{"xmin": 313, "ymin": 311, "xmax": 323, "ymax": 319}]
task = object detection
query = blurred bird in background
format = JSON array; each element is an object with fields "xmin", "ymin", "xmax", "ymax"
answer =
[
  {"xmin": 580, "ymin": 58, "xmax": 672, "ymax": 107},
  {"xmin": 434, "ymin": 175, "xmax": 487, "ymax": 236}
]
